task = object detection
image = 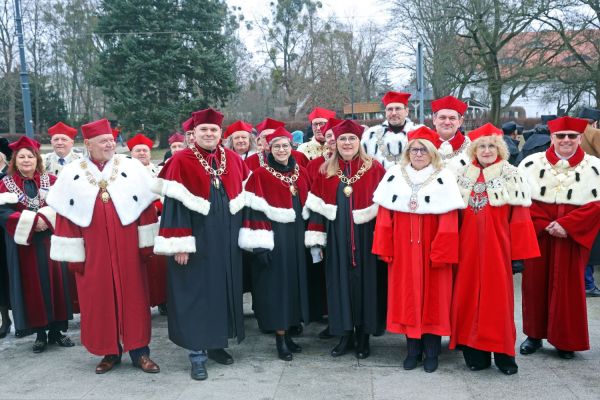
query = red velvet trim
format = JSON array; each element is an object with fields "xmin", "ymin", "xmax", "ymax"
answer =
[
  {"xmin": 158, "ymin": 227, "xmax": 192, "ymax": 238},
  {"xmin": 307, "ymin": 222, "xmax": 325, "ymax": 232},
  {"xmin": 243, "ymin": 219, "xmax": 271, "ymax": 230},
  {"xmin": 245, "ymin": 165, "xmax": 310, "ymax": 209},
  {"xmin": 545, "ymin": 145, "xmax": 585, "ymax": 167}
]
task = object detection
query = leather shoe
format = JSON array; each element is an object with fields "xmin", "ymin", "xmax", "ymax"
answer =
[
  {"xmin": 276, "ymin": 334, "xmax": 293, "ymax": 361},
  {"xmin": 284, "ymin": 334, "xmax": 302, "ymax": 353},
  {"xmin": 586, "ymin": 286, "xmax": 600, "ymax": 297},
  {"xmin": 423, "ymin": 356, "xmax": 438, "ymax": 373},
  {"xmin": 403, "ymin": 354, "xmax": 422, "ymax": 370},
  {"xmin": 0, "ymin": 319, "xmax": 11, "ymax": 339},
  {"xmin": 557, "ymin": 349, "xmax": 575, "ymax": 359},
  {"xmin": 208, "ymin": 349, "xmax": 234, "ymax": 365},
  {"xmin": 48, "ymin": 333, "xmax": 75, "ymax": 347},
  {"xmin": 191, "ymin": 361, "xmax": 208, "ymax": 380},
  {"xmin": 519, "ymin": 337, "xmax": 542, "ymax": 355},
  {"xmin": 331, "ymin": 334, "xmax": 354, "ymax": 357},
  {"xmin": 32, "ymin": 339, "xmax": 47, "ymax": 353},
  {"xmin": 356, "ymin": 334, "xmax": 370, "ymax": 359},
  {"xmin": 95, "ymin": 355, "xmax": 121, "ymax": 374},
  {"xmin": 288, "ymin": 324, "xmax": 303, "ymax": 336},
  {"xmin": 158, "ymin": 303, "xmax": 168, "ymax": 315},
  {"xmin": 135, "ymin": 355, "xmax": 160, "ymax": 373},
  {"xmin": 318, "ymin": 326, "xmax": 333, "ymax": 339},
  {"xmin": 15, "ymin": 329, "xmax": 33, "ymax": 338}
]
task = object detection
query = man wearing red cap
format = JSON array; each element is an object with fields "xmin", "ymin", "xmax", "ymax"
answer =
[
  {"xmin": 47, "ymin": 118, "xmax": 161, "ymax": 375},
  {"xmin": 518, "ymin": 116, "xmax": 600, "ymax": 360},
  {"xmin": 153, "ymin": 108, "xmax": 248, "ymax": 381},
  {"xmin": 298, "ymin": 107, "xmax": 337, "ymax": 160},
  {"xmin": 127, "ymin": 133, "xmax": 161, "ymax": 176},
  {"xmin": 43, "ymin": 122, "xmax": 82, "ymax": 175},
  {"xmin": 430, "ymin": 95, "xmax": 471, "ymax": 174},
  {"xmin": 245, "ymin": 118, "xmax": 309, "ymax": 171},
  {"xmin": 362, "ymin": 91, "xmax": 421, "ymax": 170},
  {"xmin": 223, "ymin": 120, "xmax": 257, "ymax": 160}
]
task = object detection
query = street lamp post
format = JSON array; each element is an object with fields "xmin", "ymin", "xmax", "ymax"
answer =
[{"xmin": 13, "ymin": 0, "xmax": 34, "ymax": 137}]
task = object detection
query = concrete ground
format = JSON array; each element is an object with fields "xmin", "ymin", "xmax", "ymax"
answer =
[{"xmin": 1, "ymin": 274, "xmax": 599, "ymax": 400}]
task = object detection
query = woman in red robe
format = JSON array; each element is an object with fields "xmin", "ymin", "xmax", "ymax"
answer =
[
  {"xmin": 450, "ymin": 124, "xmax": 540, "ymax": 375},
  {"xmin": 372, "ymin": 126, "xmax": 464, "ymax": 373},
  {"xmin": 0, "ymin": 136, "xmax": 73, "ymax": 353}
]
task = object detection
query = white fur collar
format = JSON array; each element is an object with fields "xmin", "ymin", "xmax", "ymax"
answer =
[
  {"xmin": 373, "ymin": 164, "xmax": 465, "ymax": 214},
  {"xmin": 519, "ymin": 152, "xmax": 600, "ymax": 206},
  {"xmin": 46, "ymin": 155, "xmax": 158, "ymax": 227}
]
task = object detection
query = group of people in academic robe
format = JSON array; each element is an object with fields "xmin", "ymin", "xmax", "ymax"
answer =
[{"xmin": 0, "ymin": 91, "xmax": 598, "ymax": 383}]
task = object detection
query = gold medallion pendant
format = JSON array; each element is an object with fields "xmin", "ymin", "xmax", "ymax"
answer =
[
  {"xmin": 101, "ymin": 191, "xmax": 110, "ymax": 203},
  {"xmin": 213, "ymin": 177, "xmax": 220, "ymax": 189},
  {"xmin": 343, "ymin": 185, "xmax": 353, "ymax": 197},
  {"xmin": 290, "ymin": 185, "xmax": 298, "ymax": 196}
]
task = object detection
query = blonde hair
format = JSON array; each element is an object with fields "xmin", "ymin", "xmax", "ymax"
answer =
[
  {"xmin": 401, "ymin": 139, "xmax": 442, "ymax": 170},
  {"xmin": 320, "ymin": 145, "xmax": 372, "ymax": 177},
  {"xmin": 467, "ymin": 135, "xmax": 509, "ymax": 162}
]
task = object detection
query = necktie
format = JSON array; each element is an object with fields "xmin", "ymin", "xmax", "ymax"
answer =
[{"xmin": 58, "ymin": 158, "xmax": 65, "ymax": 166}]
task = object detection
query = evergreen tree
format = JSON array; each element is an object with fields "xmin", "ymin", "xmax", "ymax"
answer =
[{"xmin": 95, "ymin": 0, "xmax": 237, "ymax": 143}]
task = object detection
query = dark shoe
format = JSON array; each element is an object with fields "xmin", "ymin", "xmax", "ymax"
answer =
[
  {"xmin": 288, "ymin": 324, "xmax": 303, "ymax": 336},
  {"xmin": 276, "ymin": 334, "xmax": 292, "ymax": 361},
  {"xmin": 356, "ymin": 334, "xmax": 370, "ymax": 359},
  {"xmin": 48, "ymin": 332, "xmax": 75, "ymax": 347},
  {"xmin": 331, "ymin": 334, "xmax": 354, "ymax": 357},
  {"xmin": 403, "ymin": 354, "xmax": 422, "ymax": 370},
  {"xmin": 318, "ymin": 325, "xmax": 333, "ymax": 339},
  {"xmin": 519, "ymin": 337, "xmax": 542, "ymax": 355},
  {"xmin": 190, "ymin": 361, "xmax": 208, "ymax": 380},
  {"xmin": 135, "ymin": 355, "xmax": 160, "ymax": 373},
  {"xmin": 14, "ymin": 329, "xmax": 33, "ymax": 338},
  {"xmin": 32, "ymin": 339, "xmax": 47, "ymax": 353},
  {"xmin": 284, "ymin": 334, "xmax": 302, "ymax": 353},
  {"xmin": 462, "ymin": 346, "xmax": 491, "ymax": 371},
  {"xmin": 207, "ymin": 349, "xmax": 234, "ymax": 365},
  {"xmin": 556, "ymin": 349, "xmax": 575, "ymax": 359},
  {"xmin": 0, "ymin": 319, "xmax": 11, "ymax": 339},
  {"xmin": 95, "ymin": 355, "xmax": 121, "ymax": 374},
  {"xmin": 158, "ymin": 303, "xmax": 168, "ymax": 315},
  {"xmin": 494, "ymin": 353, "xmax": 518, "ymax": 375},
  {"xmin": 423, "ymin": 356, "xmax": 438, "ymax": 373},
  {"xmin": 586, "ymin": 286, "xmax": 600, "ymax": 297}
]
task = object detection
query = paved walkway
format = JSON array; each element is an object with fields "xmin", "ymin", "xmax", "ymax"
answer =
[{"xmin": 1, "ymin": 275, "xmax": 599, "ymax": 400}]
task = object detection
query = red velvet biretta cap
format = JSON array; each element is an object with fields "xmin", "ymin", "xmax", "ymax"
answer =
[
  {"xmin": 81, "ymin": 118, "xmax": 113, "ymax": 139},
  {"xmin": 332, "ymin": 119, "xmax": 365, "ymax": 139},
  {"xmin": 407, "ymin": 126, "xmax": 439, "ymax": 145},
  {"xmin": 48, "ymin": 122, "xmax": 77, "ymax": 139},
  {"xmin": 547, "ymin": 116, "xmax": 588, "ymax": 134},
  {"xmin": 168, "ymin": 133, "xmax": 185, "ymax": 145},
  {"xmin": 468, "ymin": 123, "xmax": 503, "ymax": 142},
  {"xmin": 224, "ymin": 120, "xmax": 253, "ymax": 139},
  {"xmin": 182, "ymin": 117, "xmax": 194, "ymax": 132},
  {"xmin": 266, "ymin": 126, "xmax": 293, "ymax": 145},
  {"xmin": 431, "ymin": 95, "xmax": 468, "ymax": 115},
  {"xmin": 127, "ymin": 133, "xmax": 153, "ymax": 151},
  {"xmin": 322, "ymin": 118, "xmax": 343, "ymax": 135},
  {"xmin": 9, "ymin": 136, "xmax": 41, "ymax": 153},
  {"xmin": 256, "ymin": 118, "xmax": 285, "ymax": 133},
  {"xmin": 382, "ymin": 91, "xmax": 411, "ymax": 106},
  {"xmin": 308, "ymin": 107, "xmax": 336, "ymax": 122},
  {"xmin": 192, "ymin": 108, "xmax": 224, "ymax": 129}
]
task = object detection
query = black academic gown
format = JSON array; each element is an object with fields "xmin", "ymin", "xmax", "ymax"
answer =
[
  {"xmin": 0, "ymin": 167, "xmax": 8, "ymax": 309},
  {"xmin": 163, "ymin": 183, "xmax": 245, "ymax": 351}
]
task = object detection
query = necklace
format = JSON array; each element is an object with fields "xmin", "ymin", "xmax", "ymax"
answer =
[
  {"xmin": 376, "ymin": 125, "xmax": 406, "ymax": 164},
  {"xmin": 258, "ymin": 151, "xmax": 266, "ymax": 167},
  {"xmin": 440, "ymin": 139, "xmax": 469, "ymax": 161},
  {"xmin": 2, "ymin": 173, "xmax": 50, "ymax": 211},
  {"xmin": 264, "ymin": 164, "xmax": 300, "ymax": 196},
  {"xmin": 468, "ymin": 182, "xmax": 489, "ymax": 213},
  {"xmin": 81, "ymin": 158, "xmax": 120, "ymax": 203},
  {"xmin": 191, "ymin": 145, "xmax": 227, "ymax": 188},
  {"xmin": 336, "ymin": 161, "xmax": 370, "ymax": 197},
  {"xmin": 400, "ymin": 166, "xmax": 441, "ymax": 212}
]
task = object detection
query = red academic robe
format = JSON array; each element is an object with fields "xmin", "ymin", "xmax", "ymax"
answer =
[
  {"xmin": 450, "ymin": 161, "xmax": 540, "ymax": 356},
  {"xmin": 245, "ymin": 150, "xmax": 309, "ymax": 171},
  {"xmin": 520, "ymin": 146, "xmax": 600, "ymax": 351},
  {"xmin": 48, "ymin": 155, "xmax": 159, "ymax": 356}
]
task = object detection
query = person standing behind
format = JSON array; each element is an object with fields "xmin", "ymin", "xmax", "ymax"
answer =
[
  {"xmin": 48, "ymin": 118, "xmax": 160, "ymax": 374},
  {"xmin": 362, "ymin": 91, "xmax": 420, "ymax": 170},
  {"xmin": 430, "ymin": 96, "xmax": 471, "ymax": 175},
  {"xmin": 372, "ymin": 126, "xmax": 464, "ymax": 373},
  {"xmin": 518, "ymin": 116, "xmax": 600, "ymax": 360},
  {"xmin": 43, "ymin": 122, "xmax": 82, "ymax": 176},
  {"xmin": 153, "ymin": 108, "xmax": 248, "ymax": 381},
  {"xmin": 223, "ymin": 120, "xmax": 257, "ymax": 161},
  {"xmin": 0, "ymin": 138, "xmax": 12, "ymax": 339},
  {"xmin": 298, "ymin": 107, "xmax": 336, "ymax": 160},
  {"xmin": 450, "ymin": 123, "xmax": 539, "ymax": 375},
  {"xmin": 304, "ymin": 119, "xmax": 386, "ymax": 359}
]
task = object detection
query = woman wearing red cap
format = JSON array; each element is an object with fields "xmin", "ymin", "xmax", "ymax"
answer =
[
  {"xmin": 372, "ymin": 126, "xmax": 464, "ymax": 373},
  {"xmin": 239, "ymin": 126, "xmax": 310, "ymax": 361},
  {"xmin": 223, "ymin": 121, "xmax": 257, "ymax": 160},
  {"xmin": 0, "ymin": 136, "xmax": 73, "ymax": 353},
  {"xmin": 450, "ymin": 124, "xmax": 539, "ymax": 375},
  {"xmin": 304, "ymin": 119, "xmax": 386, "ymax": 359}
]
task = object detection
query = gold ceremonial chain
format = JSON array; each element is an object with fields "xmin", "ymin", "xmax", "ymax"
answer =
[
  {"xmin": 2, "ymin": 173, "xmax": 50, "ymax": 211},
  {"xmin": 400, "ymin": 166, "xmax": 441, "ymax": 212},
  {"xmin": 81, "ymin": 158, "xmax": 120, "ymax": 203},
  {"xmin": 258, "ymin": 151, "xmax": 266, "ymax": 167},
  {"xmin": 376, "ymin": 127, "xmax": 404, "ymax": 164},
  {"xmin": 264, "ymin": 164, "xmax": 300, "ymax": 196},
  {"xmin": 191, "ymin": 145, "xmax": 227, "ymax": 189},
  {"xmin": 336, "ymin": 161, "xmax": 370, "ymax": 197},
  {"xmin": 440, "ymin": 140, "xmax": 469, "ymax": 161}
]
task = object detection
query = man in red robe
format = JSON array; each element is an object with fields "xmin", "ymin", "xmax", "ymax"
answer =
[
  {"xmin": 430, "ymin": 95, "xmax": 471, "ymax": 175},
  {"xmin": 518, "ymin": 116, "xmax": 600, "ymax": 359},
  {"xmin": 48, "ymin": 118, "xmax": 161, "ymax": 374}
]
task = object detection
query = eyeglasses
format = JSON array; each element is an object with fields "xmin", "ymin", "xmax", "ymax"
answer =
[
  {"xmin": 312, "ymin": 122, "xmax": 326, "ymax": 127},
  {"xmin": 409, "ymin": 147, "xmax": 428, "ymax": 155},
  {"xmin": 553, "ymin": 133, "xmax": 581, "ymax": 140},
  {"xmin": 385, "ymin": 106, "xmax": 406, "ymax": 113},
  {"xmin": 271, "ymin": 144, "xmax": 291, "ymax": 151},
  {"xmin": 476, "ymin": 144, "xmax": 497, "ymax": 151},
  {"xmin": 337, "ymin": 136, "xmax": 358, "ymax": 143}
]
